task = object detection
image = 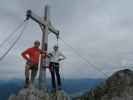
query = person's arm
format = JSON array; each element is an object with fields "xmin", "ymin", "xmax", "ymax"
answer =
[
  {"xmin": 40, "ymin": 49, "xmax": 48, "ymax": 58},
  {"xmin": 21, "ymin": 48, "xmax": 31, "ymax": 61},
  {"xmin": 59, "ymin": 52, "xmax": 66, "ymax": 61},
  {"xmin": 48, "ymin": 52, "xmax": 53, "ymax": 58}
]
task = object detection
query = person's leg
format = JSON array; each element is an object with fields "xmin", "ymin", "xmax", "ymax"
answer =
[
  {"xmin": 50, "ymin": 62, "xmax": 56, "ymax": 91},
  {"xmin": 55, "ymin": 63, "xmax": 62, "ymax": 89},
  {"xmin": 25, "ymin": 64, "xmax": 30, "ymax": 82},
  {"xmin": 25, "ymin": 64, "xmax": 30, "ymax": 87},
  {"xmin": 31, "ymin": 64, "xmax": 38, "ymax": 84}
]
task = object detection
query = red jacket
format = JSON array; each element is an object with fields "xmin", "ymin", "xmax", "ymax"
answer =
[{"xmin": 21, "ymin": 47, "xmax": 42, "ymax": 64}]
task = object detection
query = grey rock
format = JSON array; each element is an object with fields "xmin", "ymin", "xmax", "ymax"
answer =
[{"xmin": 8, "ymin": 87, "xmax": 70, "ymax": 100}]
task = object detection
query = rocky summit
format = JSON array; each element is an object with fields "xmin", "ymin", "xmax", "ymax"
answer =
[
  {"xmin": 75, "ymin": 69, "xmax": 133, "ymax": 100},
  {"xmin": 8, "ymin": 87, "xmax": 70, "ymax": 100}
]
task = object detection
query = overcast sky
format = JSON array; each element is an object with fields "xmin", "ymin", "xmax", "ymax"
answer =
[{"xmin": 0, "ymin": 0, "xmax": 133, "ymax": 79}]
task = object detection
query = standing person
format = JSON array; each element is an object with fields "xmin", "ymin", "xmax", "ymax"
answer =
[
  {"xmin": 21, "ymin": 40, "xmax": 45, "ymax": 88},
  {"xmin": 49, "ymin": 45, "xmax": 66, "ymax": 92}
]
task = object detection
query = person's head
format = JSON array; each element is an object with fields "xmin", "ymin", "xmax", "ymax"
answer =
[
  {"xmin": 34, "ymin": 40, "xmax": 40, "ymax": 48},
  {"xmin": 53, "ymin": 45, "xmax": 58, "ymax": 51}
]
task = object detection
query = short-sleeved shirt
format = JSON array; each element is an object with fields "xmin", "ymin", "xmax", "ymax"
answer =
[{"xmin": 21, "ymin": 47, "xmax": 42, "ymax": 64}]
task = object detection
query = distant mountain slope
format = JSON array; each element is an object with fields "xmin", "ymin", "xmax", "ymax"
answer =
[
  {"xmin": 0, "ymin": 79, "xmax": 103, "ymax": 100},
  {"xmin": 75, "ymin": 69, "xmax": 133, "ymax": 100}
]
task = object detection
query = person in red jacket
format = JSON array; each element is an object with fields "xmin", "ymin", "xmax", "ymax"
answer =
[{"xmin": 21, "ymin": 40, "xmax": 45, "ymax": 87}]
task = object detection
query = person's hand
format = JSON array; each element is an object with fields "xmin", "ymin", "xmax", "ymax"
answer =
[
  {"xmin": 26, "ymin": 59, "xmax": 32, "ymax": 65},
  {"xmin": 42, "ymin": 53, "xmax": 46, "ymax": 58},
  {"xmin": 41, "ymin": 50, "xmax": 47, "ymax": 55},
  {"xmin": 48, "ymin": 53, "xmax": 53, "ymax": 58},
  {"xmin": 41, "ymin": 51, "xmax": 48, "ymax": 58},
  {"xmin": 58, "ymin": 58, "xmax": 62, "ymax": 62}
]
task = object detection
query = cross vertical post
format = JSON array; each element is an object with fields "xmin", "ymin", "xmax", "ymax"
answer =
[{"xmin": 39, "ymin": 5, "xmax": 49, "ymax": 91}]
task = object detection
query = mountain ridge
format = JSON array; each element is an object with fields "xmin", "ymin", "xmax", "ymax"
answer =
[{"xmin": 75, "ymin": 69, "xmax": 133, "ymax": 100}]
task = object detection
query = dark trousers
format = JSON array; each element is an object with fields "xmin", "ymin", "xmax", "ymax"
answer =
[{"xmin": 49, "ymin": 62, "xmax": 61, "ymax": 89}]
